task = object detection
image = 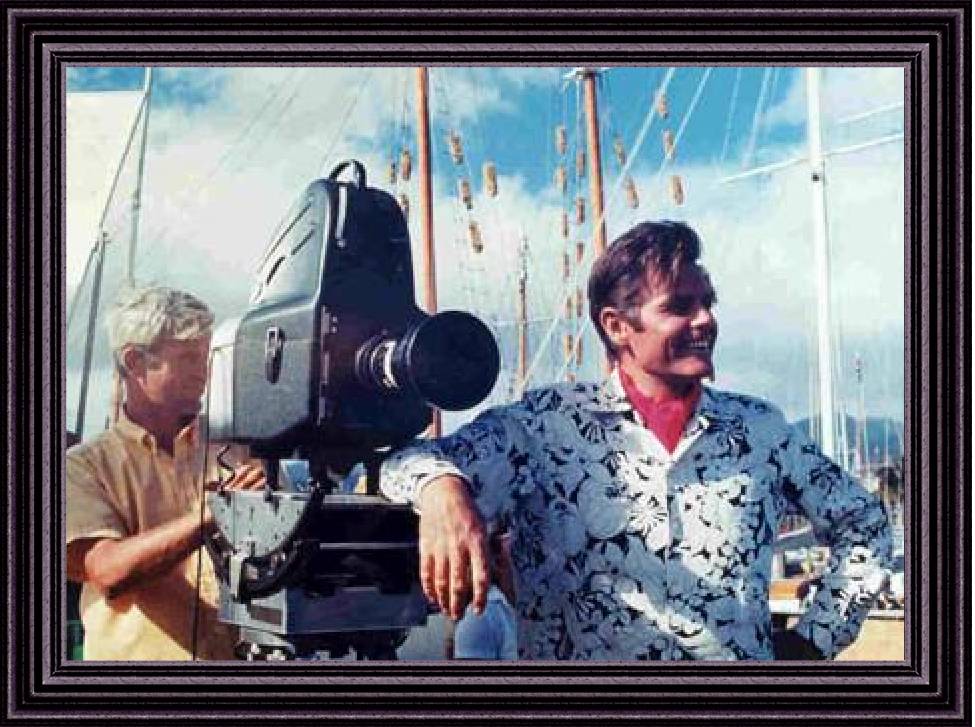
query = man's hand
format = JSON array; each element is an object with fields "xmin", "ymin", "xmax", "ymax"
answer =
[
  {"xmin": 417, "ymin": 475, "xmax": 490, "ymax": 621},
  {"xmin": 202, "ymin": 463, "xmax": 266, "ymax": 526}
]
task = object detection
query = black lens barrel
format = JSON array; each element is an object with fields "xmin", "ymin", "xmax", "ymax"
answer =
[{"xmin": 354, "ymin": 311, "xmax": 500, "ymax": 411}]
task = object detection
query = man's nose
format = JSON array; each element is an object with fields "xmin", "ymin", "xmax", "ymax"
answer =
[{"xmin": 691, "ymin": 303, "xmax": 715, "ymax": 328}]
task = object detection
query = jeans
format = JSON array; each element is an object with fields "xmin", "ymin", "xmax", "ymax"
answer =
[{"xmin": 453, "ymin": 587, "xmax": 518, "ymax": 660}]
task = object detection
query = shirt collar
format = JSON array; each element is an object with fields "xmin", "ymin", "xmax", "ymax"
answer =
[
  {"xmin": 583, "ymin": 367, "xmax": 635, "ymax": 414},
  {"xmin": 115, "ymin": 407, "xmax": 199, "ymax": 450},
  {"xmin": 584, "ymin": 367, "xmax": 722, "ymax": 431}
]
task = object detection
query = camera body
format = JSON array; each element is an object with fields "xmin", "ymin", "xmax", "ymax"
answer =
[{"xmin": 204, "ymin": 161, "xmax": 500, "ymax": 658}]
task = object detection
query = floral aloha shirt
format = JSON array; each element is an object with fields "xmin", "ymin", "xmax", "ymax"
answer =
[{"xmin": 380, "ymin": 372, "xmax": 892, "ymax": 661}]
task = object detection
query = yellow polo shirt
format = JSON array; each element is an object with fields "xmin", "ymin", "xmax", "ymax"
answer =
[{"xmin": 66, "ymin": 412, "xmax": 246, "ymax": 660}]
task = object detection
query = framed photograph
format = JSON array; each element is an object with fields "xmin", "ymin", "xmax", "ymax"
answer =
[{"xmin": 6, "ymin": 2, "xmax": 968, "ymax": 724}]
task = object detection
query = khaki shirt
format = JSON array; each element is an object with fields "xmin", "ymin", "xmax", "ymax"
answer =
[{"xmin": 66, "ymin": 411, "xmax": 247, "ymax": 660}]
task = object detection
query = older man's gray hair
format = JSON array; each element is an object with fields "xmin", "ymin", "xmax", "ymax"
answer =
[{"xmin": 105, "ymin": 285, "xmax": 214, "ymax": 359}]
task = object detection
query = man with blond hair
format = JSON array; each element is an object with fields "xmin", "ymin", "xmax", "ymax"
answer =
[{"xmin": 67, "ymin": 285, "xmax": 262, "ymax": 660}]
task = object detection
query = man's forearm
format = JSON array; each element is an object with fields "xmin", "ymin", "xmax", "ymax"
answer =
[{"xmin": 79, "ymin": 509, "xmax": 214, "ymax": 596}]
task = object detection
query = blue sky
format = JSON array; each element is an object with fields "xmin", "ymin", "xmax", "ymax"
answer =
[
  {"xmin": 66, "ymin": 65, "xmax": 900, "ymax": 188},
  {"xmin": 66, "ymin": 65, "xmax": 905, "ymax": 456}
]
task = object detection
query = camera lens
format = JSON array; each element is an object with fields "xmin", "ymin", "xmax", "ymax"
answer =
[
  {"xmin": 363, "ymin": 338, "xmax": 399, "ymax": 391},
  {"xmin": 399, "ymin": 311, "xmax": 500, "ymax": 411},
  {"xmin": 354, "ymin": 311, "xmax": 500, "ymax": 411}
]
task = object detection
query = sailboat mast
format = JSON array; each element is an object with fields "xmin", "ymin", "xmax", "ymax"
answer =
[
  {"xmin": 580, "ymin": 69, "xmax": 608, "ymax": 257},
  {"xmin": 73, "ymin": 74, "xmax": 154, "ymax": 438},
  {"xmin": 74, "ymin": 231, "xmax": 109, "ymax": 437},
  {"xmin": 415, "ymin": 66, "xmax": 441, "ymax": 437},
  {"xmin": 126, "ymin": 67, "xmax": 153, "ymax": 286},
  {"xmin": 805, "ymin": 67, "xmax": 837, "ymax": 460}
]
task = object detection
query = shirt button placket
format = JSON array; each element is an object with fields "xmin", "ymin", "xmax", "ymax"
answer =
[{"xmin": 665, "ymin": 463, "xmax": 687, "ymax": 642}]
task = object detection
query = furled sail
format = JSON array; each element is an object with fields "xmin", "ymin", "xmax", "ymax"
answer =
[
  {"xmin": 482, "ymin": 161, "xmax": 498, "ymax": 197},
  {"xmin": 448, "ymin": 130, "xmax": 464, "ymax": 165},
  {"xmin": 468, "ymin": 220, "xmax": 483, "ymax": 253},
  {"xmin": 655, "ymin": 91, "xmax": 669, "ymax": 119},
  {"xmin": 458, "ymin": 178, "xmax": 473, "ymax": 210},
  {"xmin": 624, "ymin": 175, "xmax": 639, "ymax": 208},
  {"xmin": 554, "ymin": 164, "xmax": 567, "ymax": 194},
  {"xmin": 669, "ymin": 174, "xmax": 685, "ymax": 206},
  {"xmin": 663, "ymin": 129, "xmax": 676, "ymax": 160},
  {"xmin": 613, "ymin": 135, "xmax": 627, "ymax": 166},
  {"xmin": 555, "ymin": 125, "xmax": 567, "ymax": 156},
  {"xmin": 399, "ymin": 148, "xmax": 413, "ymax": 181}
]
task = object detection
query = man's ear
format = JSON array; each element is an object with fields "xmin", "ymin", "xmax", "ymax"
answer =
[
  {"xmin": 118, "ymin": 345, "xmax": 145, "ymax": 379},
  {"xmin": 598, "ymin": 307, "xmax": 630, "ymax": 351}
]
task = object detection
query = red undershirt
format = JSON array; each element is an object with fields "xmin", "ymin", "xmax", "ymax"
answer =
[{"xmin": 619, "ymin": 368, "xmax": 701, "ymax": 454}]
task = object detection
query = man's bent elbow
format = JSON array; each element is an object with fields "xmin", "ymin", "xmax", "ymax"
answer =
[{"xmin": 75, "ymin": 539, "xmax": 132, "ymax": 595}]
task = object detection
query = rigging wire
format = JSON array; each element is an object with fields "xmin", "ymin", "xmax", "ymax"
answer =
[
  {"xmin": 718, "ymin": 67, "xmax": 743, "ymax": 165},
  {"xmin": 520, "ymin": 67, "xmax": 676, "ymax": 395},
  {"xmin": 257, "ymin": 70, "xmax": 376, "ymax": 267},
  {"xmin": 199, "ymin": 70, "xmax": 304, "ymax": 189},
  {"xmin": 653, "ymin": 67, "xmax": 713, "ymax": 184},
  {"xmin": 533, "ymin": 69, "xmax": 574, "ymax": 321},
  {"xmin": 740, "ymin": 67, "xmax": 774, "ymax": 169},
  {"xmin": 533, "ymin": 67, "xmax": 676, "ymax": 390},
  {"xmin": 151, "ymin": 73, "xmax": 313, "ymax": 272},
  {"xmin": 529, "ymin": 69, "xmax": 581, "ymax": 385},
  {"xmin": 528, "ymin": 70, "xmax": 563, "ymax": 327},
  {"xmin": 67, "ymin": 90, "xmax": 150, "ymax": 330},
  {"xmin": 460, "ymin": 67, "xmax": 508, "ymax": 327},
  {"xmin": 141, "ymin": 69, "xmax": 306, "ymax": 256},
  {"xmin": 767, "ymin": 66, "xmax": 783, "ymax": 113},
  {"xmin": 313, "ymin": 68, "xmax": 375, "ymax": 176},
  {"xmin": 170, "ymin": 68, "xmax": 368, "ymax": 275},
  {"xmin": 460, "ymin": 68, "xmax": 529, "ymax": 402},
  {"xmin": 67, "ymin": 244, "xmax": 100, "ymax": 337},
  {"xmin": 566, "ymin": 77, "xmax": 586, "ymax": 380},
  {"xmin": 431, "ymin": 70, "xmax": 478, "ymax": 315},
  {"xmin": 391, "ymin": 69, "xmax": 410, "ymax": 199}
]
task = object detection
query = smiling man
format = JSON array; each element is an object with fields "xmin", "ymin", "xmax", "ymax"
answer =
[
  {"xmin": 66, "ymin": 286, "xmax": 263, "ymax": 660},
  {"xmin": 381, "ymin": 221, "xmax": 892, "ymax": 661}
]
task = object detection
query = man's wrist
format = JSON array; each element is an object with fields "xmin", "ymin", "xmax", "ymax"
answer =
[{"xmin": 416, "ymin": 474, "xmax": 469, "ymax": 512}]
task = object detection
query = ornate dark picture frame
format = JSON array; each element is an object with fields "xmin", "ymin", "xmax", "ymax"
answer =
[{"xmin": 4, "ymin": 2, "xmax": 969, "ymax": 724}]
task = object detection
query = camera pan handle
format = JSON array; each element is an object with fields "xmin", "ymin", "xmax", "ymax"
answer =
[{"xmin": 327, "ymin": 160, "xmax": 367, "ymax": 189}]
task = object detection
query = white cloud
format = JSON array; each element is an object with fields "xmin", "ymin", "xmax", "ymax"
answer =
[
  {"xmin": 588, "ymin": 130, "xmax": 904, "ymax": 419},
  {"xmin": 67, "ymin": 66, "xmax": 905, "ymax": 434},
  {"xmin": 764, "ymin": 67, "xmax": 905, "ymax": 133},
  {"xmin": 66, "ymin": 90, "xmax": 145, "ymax": 291}
]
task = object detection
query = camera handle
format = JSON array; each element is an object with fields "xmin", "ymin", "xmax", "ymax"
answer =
[{"xmin": 327, "ymin": 159, "xmax": 366, "ymax": 189}]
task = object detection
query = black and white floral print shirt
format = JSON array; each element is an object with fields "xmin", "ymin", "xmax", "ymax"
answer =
[{"xmin": 381, "ymin": 372, "xmax": 892, "ymax": 660}]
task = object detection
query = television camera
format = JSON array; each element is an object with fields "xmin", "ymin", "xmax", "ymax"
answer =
[{"xmin": 204, "ymin": 160, "xmax": 500, "ymax": 660}]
